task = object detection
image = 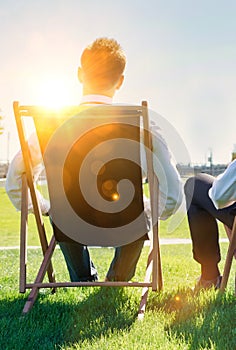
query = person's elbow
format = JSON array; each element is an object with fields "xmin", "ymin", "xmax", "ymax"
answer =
[
  {"xmin": 5, "ymin": 174, "xmax": 22, "ymax": 212},
  {"xmin": 168, "ymin": 173, "xmax": 183, "ymax": 210},
  {"xmin": 5, "ymin": 187, "xmax": 22, "ymax": 211},
  {"xmin": 167, "ymin": 187, "xmax": 183, "ymax": 215},
  {"xmin": 160, "ymin": 184, "xmax": 183, "ymax": 220}
]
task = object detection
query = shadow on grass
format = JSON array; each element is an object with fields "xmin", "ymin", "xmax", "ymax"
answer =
[
  {"xmin": 0, "ymin": 287, "xmax": 138, "ymax": 350},
  {"xmin": 148, "ymin": 287, "xmax": 236, "ymax": 350},
  {"xmin": 1, "ymin": 285, "xmax": 236, "ymax": 350}
]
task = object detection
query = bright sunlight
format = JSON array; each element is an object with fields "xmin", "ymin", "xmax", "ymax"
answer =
[{"xmin": 35, "ymin": 74, "xmax": 78, "ymax": 108}]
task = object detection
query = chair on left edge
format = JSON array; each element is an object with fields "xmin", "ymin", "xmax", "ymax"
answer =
[{"xmin": 13, "ymin": 100, "xmax": 163, "ymax": 318}]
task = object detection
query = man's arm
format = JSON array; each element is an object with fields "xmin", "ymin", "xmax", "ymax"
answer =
[
  {"xmin": 5, "ymin": 133, "xmax": 50, "ymax": 215},
  {"xmin": 208, "ymin": 159, "xmax": 236, "ymax": 209},
  {"xmin": 151, "ymin": 125, "xmax": 183, "ymax": 220}
]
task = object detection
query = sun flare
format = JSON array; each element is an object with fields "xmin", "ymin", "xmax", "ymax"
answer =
[{"xmin": 36, "ymin": 75, "xmax": 77, "ymax": 108}]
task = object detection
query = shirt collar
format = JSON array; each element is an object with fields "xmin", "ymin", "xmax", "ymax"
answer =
[{"xmin": 80, "ymin": 94, "xmax": 113, "ymax": 105}]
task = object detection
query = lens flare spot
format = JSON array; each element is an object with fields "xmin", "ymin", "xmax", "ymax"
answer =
[
  {"xmin": 103, "ymin": 180, "xmax": 115, "ymax": 190},
  {"xmin": 175, "ymin": 295, "xmax": 181, "ymax": 302},
  {"xmin": 112, "ymin": 192, "xmax": 120, "ymax": 201},
  {"xmin": 101, "ymin": 179, "xmax": 120, "ymax": 201}
]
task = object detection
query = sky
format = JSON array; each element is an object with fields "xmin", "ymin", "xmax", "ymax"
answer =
[{"xmin": 0, "ymin": 0, "xmax": 236, "ymax": 164}]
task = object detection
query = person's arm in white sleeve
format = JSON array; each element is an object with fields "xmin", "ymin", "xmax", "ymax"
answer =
[
  {"xmin": 5, "ymin": 133, "xmax": 50, "ymax": 215},
  {"xmin": 151, "ymin": 124, "xmax": 183, "ymax": 219},
  {"xmin": 208, "ymin": 159, "xmax": 236, "ymax": 209}
]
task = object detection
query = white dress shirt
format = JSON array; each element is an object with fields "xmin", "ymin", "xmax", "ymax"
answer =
[
  {"xmin": 208, "ymin": 159, "xmax": 236, "ymax": 209},
  {"xmin": 6, "ymin": 95, "xmax": 183, "ymax": 219},
  {"xmin": 5, "ymin": 133, "xmax": 50, "ymax": 214}
]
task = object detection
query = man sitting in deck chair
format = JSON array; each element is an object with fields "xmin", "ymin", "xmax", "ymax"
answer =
[
  {"xmin": 184, "ymin": 159, "xmax": 236, "ymax": 291},
  {"xmin": 6, "ymin": 37, "xmax": 183, "ymax": 282}
]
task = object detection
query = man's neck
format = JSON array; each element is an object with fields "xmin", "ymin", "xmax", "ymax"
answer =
[
  {"xmin": 82, "ymin": 86, "xmax": 116, "ymax": 98},
  {"xmin": 80, "ymin": 94, "xmax": 113, "ymax": 105}
]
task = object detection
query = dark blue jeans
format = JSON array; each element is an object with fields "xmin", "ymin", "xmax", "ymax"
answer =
[
  {"xmin": 184, "ymin": 173, "xmax": 236, "ymax": 265},
  {"xmin": 52, "ymin": 221, "xmax": 144, "ymax": 282},
  {"xmin": 58, "ymin": 241, "xmax": 98, "ymax": 282}
]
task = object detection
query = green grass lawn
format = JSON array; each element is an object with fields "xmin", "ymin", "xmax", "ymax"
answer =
[{"xmin": 0, "ymin": 186, "xmax": 235, "ymax": 349}]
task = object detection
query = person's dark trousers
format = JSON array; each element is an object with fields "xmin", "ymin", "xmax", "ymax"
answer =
[
  {"xmin": 58, "ymin": 241, "xmax": 98, "ymax": 282},
  {"xmin": 184, "ymin": 173, "xmax": 236, "ymax": 269},
  {"xmin": 51, "ymin": 220, "xmax": 145, "ymax": 282},
  {"xmin": 51, "ymin": 221, "xmax": 98, "ymax": 282},
  {"xmin": 106, "ymin": 239, "xmax": 145, "ymax": 281}
]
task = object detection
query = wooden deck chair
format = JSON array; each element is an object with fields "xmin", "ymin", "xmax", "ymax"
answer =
[
  {"xmin": 13, "ymin": 100, "xmax": 163, "ymax": 318},
  {"xmin": 220, "ymin": 218, "xmax": 236, "ymax": 294}
]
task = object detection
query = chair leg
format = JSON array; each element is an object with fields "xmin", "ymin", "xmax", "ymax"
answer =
[
  {"xmin": 151, "ymin": 223, "xmax": 163, "ymax": 292},
  {"xmin": 33, "ymin": 204, "xmax": 56, "ymax": 284},
  {"xmin": 138, "ymin": 241, "xmax": 155, "ymax": 320},
  {"xmin": 20, "ymin": 174, "xmax": 28, "ymax": 293},
  {"xmin": 156, "ymin": 235, "xmax": 163, "ymax": 291},
  {"xmin": 22, "ymin": 236, "xmax": 56, "ymax": 314},
  {"xmin": 138, "ymin": 288, "xmax": 149, "ymax": 321},
  {"xmin": 220, "ymin": 219, "xmax": 236, "ymax": 292}
]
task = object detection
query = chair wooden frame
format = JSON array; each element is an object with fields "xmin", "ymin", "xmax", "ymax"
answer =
[
  {"xmin": 13, "ymin": 100, "xmax": 163, "ymax": 318},
  {"xmin": 220, "ymin": 218, "xmax": 236, "ymax": 294}
]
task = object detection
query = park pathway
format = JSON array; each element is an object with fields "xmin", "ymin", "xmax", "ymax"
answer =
[{"xmin": 0, "ymin": 237, "xmax": 228, "ymax": 250}]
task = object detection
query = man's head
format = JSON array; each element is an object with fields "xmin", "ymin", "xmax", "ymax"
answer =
[{"xmin": 78, "ymin": 37, "xmax": 126, "ymax": 96}]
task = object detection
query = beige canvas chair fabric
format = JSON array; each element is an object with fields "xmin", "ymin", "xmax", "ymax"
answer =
[{"xmin": 13, "ymin": 101, "xmax": 163, "ymax": 318}]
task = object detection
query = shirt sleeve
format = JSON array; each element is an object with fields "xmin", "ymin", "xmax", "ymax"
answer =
[
  {"xmin": 150, "ymin": 123, "xmax": 184, "ymax": 220},
  {"xmin": 5, "ymin": 133, "xmax": 50, "ymax": 215},
  {"xmin": 208, "ymin": 159, "xmax": 236, "ymax": 209}
]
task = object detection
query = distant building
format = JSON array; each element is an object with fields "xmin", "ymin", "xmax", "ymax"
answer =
[
  {"xmin": 193, "ymin": 163, "xmax": 227, "ymax": 176},
  {"xmin": 177, "ymin": 163, "xmax": 227, "ymax": 178}
]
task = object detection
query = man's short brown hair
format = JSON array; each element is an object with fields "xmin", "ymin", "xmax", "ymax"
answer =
[{"xmin": 80, "ymin": 37, "xmax": 126, "ymax": 90}]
